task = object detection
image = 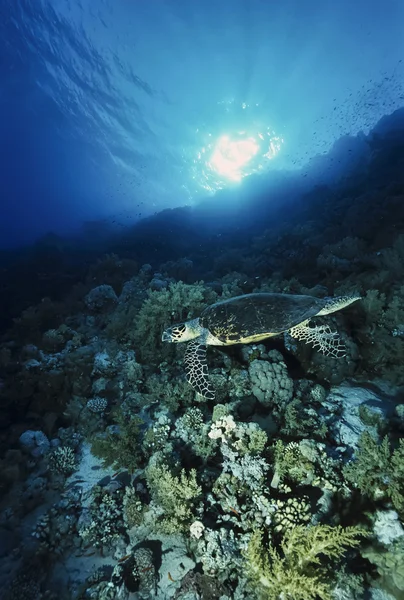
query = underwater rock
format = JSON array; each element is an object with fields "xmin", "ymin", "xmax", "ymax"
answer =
[
  {"xmin": 369, "ymin": 590, "xmax": 397, "ymax": 600},
  {"xmin": 92, "ymin": 350, "xmax": 116, "ymax": 376},
  {"xmin": 157, "ymin": 535, "xmax": 196, "ymax": 597},
  {"xmin": 325, "ymin": 382, "xmax": 393, "ymax": 450},
  {"xmin": 21, "ymin": 344, "xmax": 40, "ymax": 359},
  {"xmin": 19, "ymin": 429, "xmax": 50, "ymax": 458},
  {"xmin": 22, "ymin": 474, "xmax": 48, "ymax": 510},
  {"xmin": 373, "ymin": 510, "xmax": 404, "ymax": 546},
  {"xmin": 0, "ymin": 528, "xmax": 19, "ymax": 558},
  {"xmin": 117, "ymin": 278, "xmax": 139, "ymax": 304},
  {"xmin": 85, "ymin": 284, "xmax": 118, "ymax": 312},
  {"xmin": 150, "ymin": 273, "xmax": 168, "ymax": 291}
]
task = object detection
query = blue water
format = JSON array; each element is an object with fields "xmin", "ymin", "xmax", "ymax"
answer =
[{"xmin": 1, "ymin": 0, "xmax": 404, "ymax": 247}]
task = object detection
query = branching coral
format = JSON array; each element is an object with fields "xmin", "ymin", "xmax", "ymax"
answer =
[
  {"xmin": 133, "ymin": 281, "xmax": 216, "ymax": 362},
  {"xmin": 145, "ymin": 376, "xmax": 195, "ymax": 412},
  {"xmin": 358, "ymin": 287, "xmax": 404, "ymax": 383},
  {"xmin": 142, "ymin": 413, "xmax": 173, "ymax": 457},
  {"xmin": 174, "ymin": 407, "xmax": 204, "ymax": 443},
  {"xmin": 90, "ymin": 411, "xmax": 143, "ymax": 471},
  {"xmin": 270, "ymin": 441, "xmax": 313, "ymax": 489},
  {"xmin": 196, "ymin": 526, "xmax": 242, "ymax": 579},
  {"xmin": 245, "ymin": 525, "xmax": 365, "ymax": 600},
  {"xmin": 145, "ymin": 458, "xmax": 202, "ymax": 534},
  {"xmin": 48, "ymin": 446, "xmax": 76, "ymax": 475},
  {"xmin": 78, "ymin": 485, "xmax": 125, "ymax": 551},
  {"xmin": 122, "ymin": 486, "xmax": 144, "ymax": 528},
  {"xmin": 280, "ymin": 399, "xmax": 328, "ymax": 440},
  {"xmin": 209, "ymin": 415, "xmax": 269, "ymax": 493},
  {"xmin": 174, "ymin": 407, "xmax": 217, "ymax": 461},
  {"xmin": 343, "ymin": 432, "xmax": 404, "ymax": 514},
  {"xmin": 278, "ymin": 380, "xmax": 329, "ymax": 440},
  {"xmin": 209, "ymin": 415, "xmax": 268, "ymax": 456}
]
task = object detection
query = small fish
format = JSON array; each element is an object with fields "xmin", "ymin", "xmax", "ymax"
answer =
[
  {"xmin": 227, "ymin": 506, "xmax": 241, "ymax": 517},
  {"xmin": 168, "ymin": 572, "xmax": 176, "ymax": 582},
  {"xmin": 65, "ymin": 480, "xmax": 85, "ymax": 491},
  {"xmin": 118, "ymin": 554, "xmax": 132, "ymax": 563}
]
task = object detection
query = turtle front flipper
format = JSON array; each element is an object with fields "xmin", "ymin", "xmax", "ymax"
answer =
[
  {"xmin": 289, "ymin": 320, "xmax": 347, "ymax": 358},
  {"xmin": 184, "ymin": 340, "xmax": 215, "ymax": 400}
]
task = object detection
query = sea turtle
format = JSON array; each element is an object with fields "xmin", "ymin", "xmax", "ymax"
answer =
[{"xmin": 162, "ymin": 292, "xmax": 360, "ymax": 400}]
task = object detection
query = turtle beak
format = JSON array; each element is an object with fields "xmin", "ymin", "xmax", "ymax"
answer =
[{"xmin": 162, "ymin": 329, "xmax": 172, "ymax": 343}]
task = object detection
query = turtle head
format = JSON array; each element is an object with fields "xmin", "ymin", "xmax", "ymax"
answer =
[{"xmin": 162, "ymin": 318, "xmax": 202, "ymax": 343}]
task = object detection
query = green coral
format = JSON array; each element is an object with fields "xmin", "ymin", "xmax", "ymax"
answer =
[
  {"xmin": 142, "ymin": 415, "xmax": 173, "ymax": 457},
  {"xmin": 233, "ymin": 422, "xmax": 268, "ymax": 456},
  {"xmin": 212, "ymin": 403, "xmax": 232, "ymax": 423},
  {"xmin": 133, "ymin": 281, "xmax": 216, "ymax": 362},
  {"xmin": 145, "ymin": 459, "xmax": 202, "ymax": 534},
  {"xmin": 90, "ymin": 411, "xmax": 143, "ymax": 471},
  {"xmin": 78, "ymin": 485, "xmax": 125, "ymax": 551},
  {"xmin": 48, "ymin": 446, "xmax": 76, "ymax": 475},
  {"xmin": 122, "ymin": 486, "xmax": 145, "ymax": 528},
  {"xmin": 358, "ymin": 286, "xmax": 404, "ymax": 384},
  {"xmin": 343, "ymin": 432, "xmax": 404, "ymax": 514},
  {"xmin": 270, "ymin": 441, "xmax": 313, "ymax": 489},
  {"xmin": 174, "ymin": 408, "xmax": 216, "ymax": 461},
  {"xmin": 245, "ymin": 524, "xmax": 365, "ymax": 600},
  {"xmin": 146, "ymin": 377, "xmax": 195, "ymax": 412},
  {"xmin": 357, "ymin": 404, "xmax": 387, "ymax": 434},
  {"xmin": 362, "ymin": 538, "xmax": 404, "ymax": 594},
  {"xmin": 281, "ymin": 398, "xmax": 328, "ymax": 440},
  {"xmin": 279, "ymin": 380, "xmax": 328, "ymax": 440}
]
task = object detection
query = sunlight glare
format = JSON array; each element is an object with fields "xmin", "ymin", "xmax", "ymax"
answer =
[
  {"xmin": 209, "ymin": 135, "xmax": 259, "ymax": 181},
  {"xmin": 190, "ymin": 99, "xmax": 284, "ymax": 195}
]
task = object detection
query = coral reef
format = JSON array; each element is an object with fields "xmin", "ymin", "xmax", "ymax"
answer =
[
  {"xmin": 245, "ymin": 525, "xmax": 365, "ymax": 600},
  {"xmin": 85, "ymin": 284, "xmax": 118, "ymax": 312},
  {"xmin": 90, "ymin": 411, "xmax": 143, "ymax": 471},
  {"xmin": 132, "ymin": 281, "xmax": 216, "ymax": 362},
  {"xmin": 2, "ymin": 116, "xmax": 404, "ymax": 598},
  {"xmin": 343, "ymin": 432, "xmax": 404, "ymax": 515},
  {"xmin": 48, "ymin": 446, "xmax": 77, "ymax": 475},
  {"xmin": 78, "ymin": 485, "xmax": 126, "ymax": 552},
  {"xmin": 249, "ymin": 351, "xmax": 294, "ymax": 408},
  {"xmin": 145, "ymin": 457, "xmax": 202, "ymax": 534}
]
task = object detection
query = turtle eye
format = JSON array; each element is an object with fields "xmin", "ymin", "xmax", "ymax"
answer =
[
  {"xmin": 175, "ymin": 325, "xmax": 186, "ymax": 338},
  {"xmin": 169, "ymin": 324, "xmax": 185, "ymax": 340}
]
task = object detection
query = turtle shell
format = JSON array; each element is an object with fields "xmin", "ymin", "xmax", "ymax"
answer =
[{"xmin": 200, "ymin": 293, "xmax": 327, "ymax": 345}]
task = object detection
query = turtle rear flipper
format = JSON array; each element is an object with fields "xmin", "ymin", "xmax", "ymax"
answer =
[
  {"xmin": 289, "ymin": 320, "xmax": 347, "ymax": 358},
  {"xmin": 184, "ymin": 340, "xmax": 215, "ymax": 400}
]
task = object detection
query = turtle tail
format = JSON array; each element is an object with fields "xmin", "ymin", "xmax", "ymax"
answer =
[{"xmin": 184, "ymin": 340, "xmax": 215, "ymax": 400}]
